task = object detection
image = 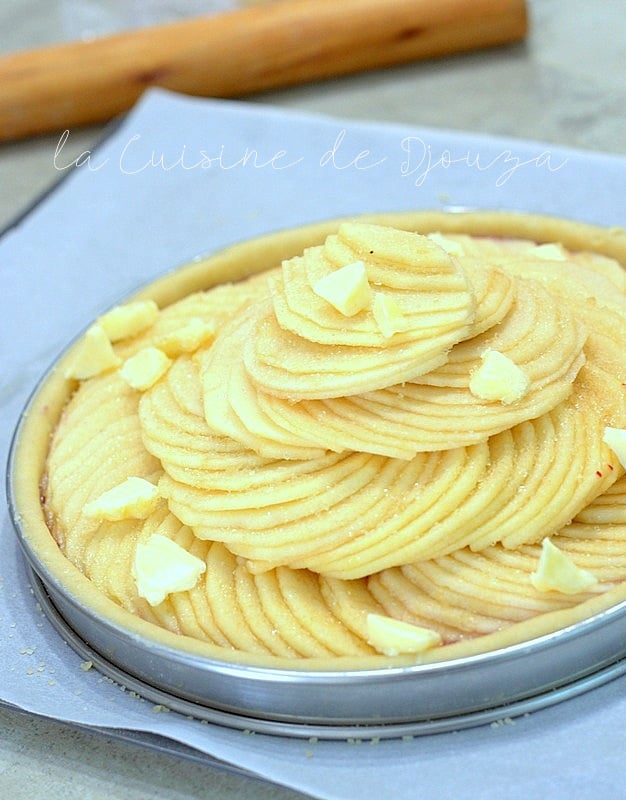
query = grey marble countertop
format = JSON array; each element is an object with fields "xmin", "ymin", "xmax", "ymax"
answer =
[{"xmin": 0, "ymin": 1, "xmax": 624, "ymax": 798}]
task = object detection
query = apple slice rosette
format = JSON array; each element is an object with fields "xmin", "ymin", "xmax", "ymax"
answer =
[
  {"xmin": 138, "ymin": 355, "xmax": 280, "ymax": 485},
  {"xmin": 157, "ymin": 349, "xmax": 624, "ymax": 579},
  {"xmin": 219, "ymin": 277, "xmax": 587, "ymax": 459},
  {"xmin": 243, "ymin": 223, "xmax": 477, "ymax": 399},
  {"xmin": 110, "ymin": 273, "xmax": 271, "ymax": 361},
  {"xmin": 365, "ymin": 474, "xmax": 626, "ymax": 644},
  {"xmin": 365, "ymin": 528, "xmax": 626, "ymax": 644},
  {"xmin": 43, "ymin": 371, "xmax": 162, "ymax": 563},
  {"xmin": 199, "ymin": 306, "xmax": 330, "ymax": 460}
]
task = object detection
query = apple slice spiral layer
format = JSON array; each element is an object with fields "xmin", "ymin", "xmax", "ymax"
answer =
[{"xmin": 42, "ymin": 216, "xmax": 626, "ymax": 663}]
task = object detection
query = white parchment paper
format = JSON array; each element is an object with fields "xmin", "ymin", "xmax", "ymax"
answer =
[{"xmin": 1, "ymin": 90, "xmax": 625, "ymax": 800}]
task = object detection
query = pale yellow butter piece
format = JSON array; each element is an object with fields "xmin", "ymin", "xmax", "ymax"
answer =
[
  {"xmin": 98, "ymin": 300, "xmax": 159, "ymax": 342},
  {"xmin": 84, "ymin": 477, "xmax": 160, "ymax": 521},
  {"xmin": 312, "ymin": 260, "xmax": 371, "ymax": 316},
  {"xmin": 156, "ymin": 317, "xmax": 216, "ymax": 357},
  {"xmin": 602, "ymin": 427, "xmax": 626, "ymax": 469},
  {"xmin": 469, "ymin": 349, "xmax": 530, "ymax": 404},
  {"xmin": 372, "ymin": 293, "xmax": 407, "ymax": 338},
  {"xmin": 120, "ymin": 346, "xmax": 172, "ymax": 390},
  {"xmin": 530, "ymin": 538, "xmax": 598, "ymax": 595},
  {"xmin": 528, "ymin": 243, "xmax": 568, "ymax": 261},
  {"xmin": 65, "ymin": 324, "xmax": 121, "ymax": 380},
  {"xmin": 427, "ymin": 231, "xmax": 464, "ymax": 256},
  {"xmin": 133, "ymin": 533, "xmax": 206, "ymax": 606},
  {"xmin": 366, "ymin": 613, "xmax": 442, "ymax": 656}
]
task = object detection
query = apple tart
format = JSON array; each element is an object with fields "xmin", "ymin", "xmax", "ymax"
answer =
[{"xmin": 38, "ymin": 212, "xmax": 626, "ymax": 665}]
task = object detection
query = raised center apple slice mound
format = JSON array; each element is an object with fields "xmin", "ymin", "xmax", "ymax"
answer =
[
  {"xmin": 204, "ymin": 276, "xmax": 587, "ymax": 459},
  {"xmin": 242, "ymin": 223, "xmax": 477, "ymax": 400}
]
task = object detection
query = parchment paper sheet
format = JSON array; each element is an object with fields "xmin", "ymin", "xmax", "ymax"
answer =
[{"xmin": 1, "ymin": 89, "xmax": 625, "ymax": 800}]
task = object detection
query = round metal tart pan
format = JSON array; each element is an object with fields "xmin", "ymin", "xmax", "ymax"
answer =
[
  {"xmin": 8, "ymin": 211, "xmax": 626, "ymax": 737},
  {"xmin": 18, "ymin": 566, "xmax": 626, "ymax": 739}
]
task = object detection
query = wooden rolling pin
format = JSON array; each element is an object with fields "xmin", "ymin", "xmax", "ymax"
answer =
[{"xmin": 0, "ymin": 0, "xmax": 527, "ymax": 142}]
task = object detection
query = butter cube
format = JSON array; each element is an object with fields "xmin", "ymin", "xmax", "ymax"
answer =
[
  {"xmin": 427, "ymin": 231, "xmax": 464, "ymax": 257},
  {"xmin": 530, "ymin": 538, "xmax": 598, "ymax": 594},
  {"xmin": 156, "ymin": 317, "xmax": 216, "ymax": 357},
  {"xmin": 313, "ymin": 260, "xmax": 371, "ymax": 317},
  {"xmin": 469, "ymin": 349, "xmax": 530, "ymax": 404},
  {"xmin": 602, "ymin": 427, "xmax": 626, "ymax": 469},
  {"xmin": 99, "ymin": 300, "xmax": 159, "ymax": 342},
  {"xmin": 366, "ymin": 613, "xmax": 442, "ymax": 656},
  {"xmin": 133, "ymin": 533, "xmax": 206, "ymax": 606},
  {"xmin": 120, "ymin": 346, "xmax": 172, "ymax": 390},
  {"xmin": 84, "ymin": 477, "xmax": 160, "ymax": 521},
  {"xmin": 372, "ymin": 293, "xmax": 407, "ymax": 338},
  {"xmin": 528, "ymin": 243, "xmax": 567, "ymax": 261},
  {"xmin": 65, "ymin": 324, "xmax": 121, "ymax": 380}
]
